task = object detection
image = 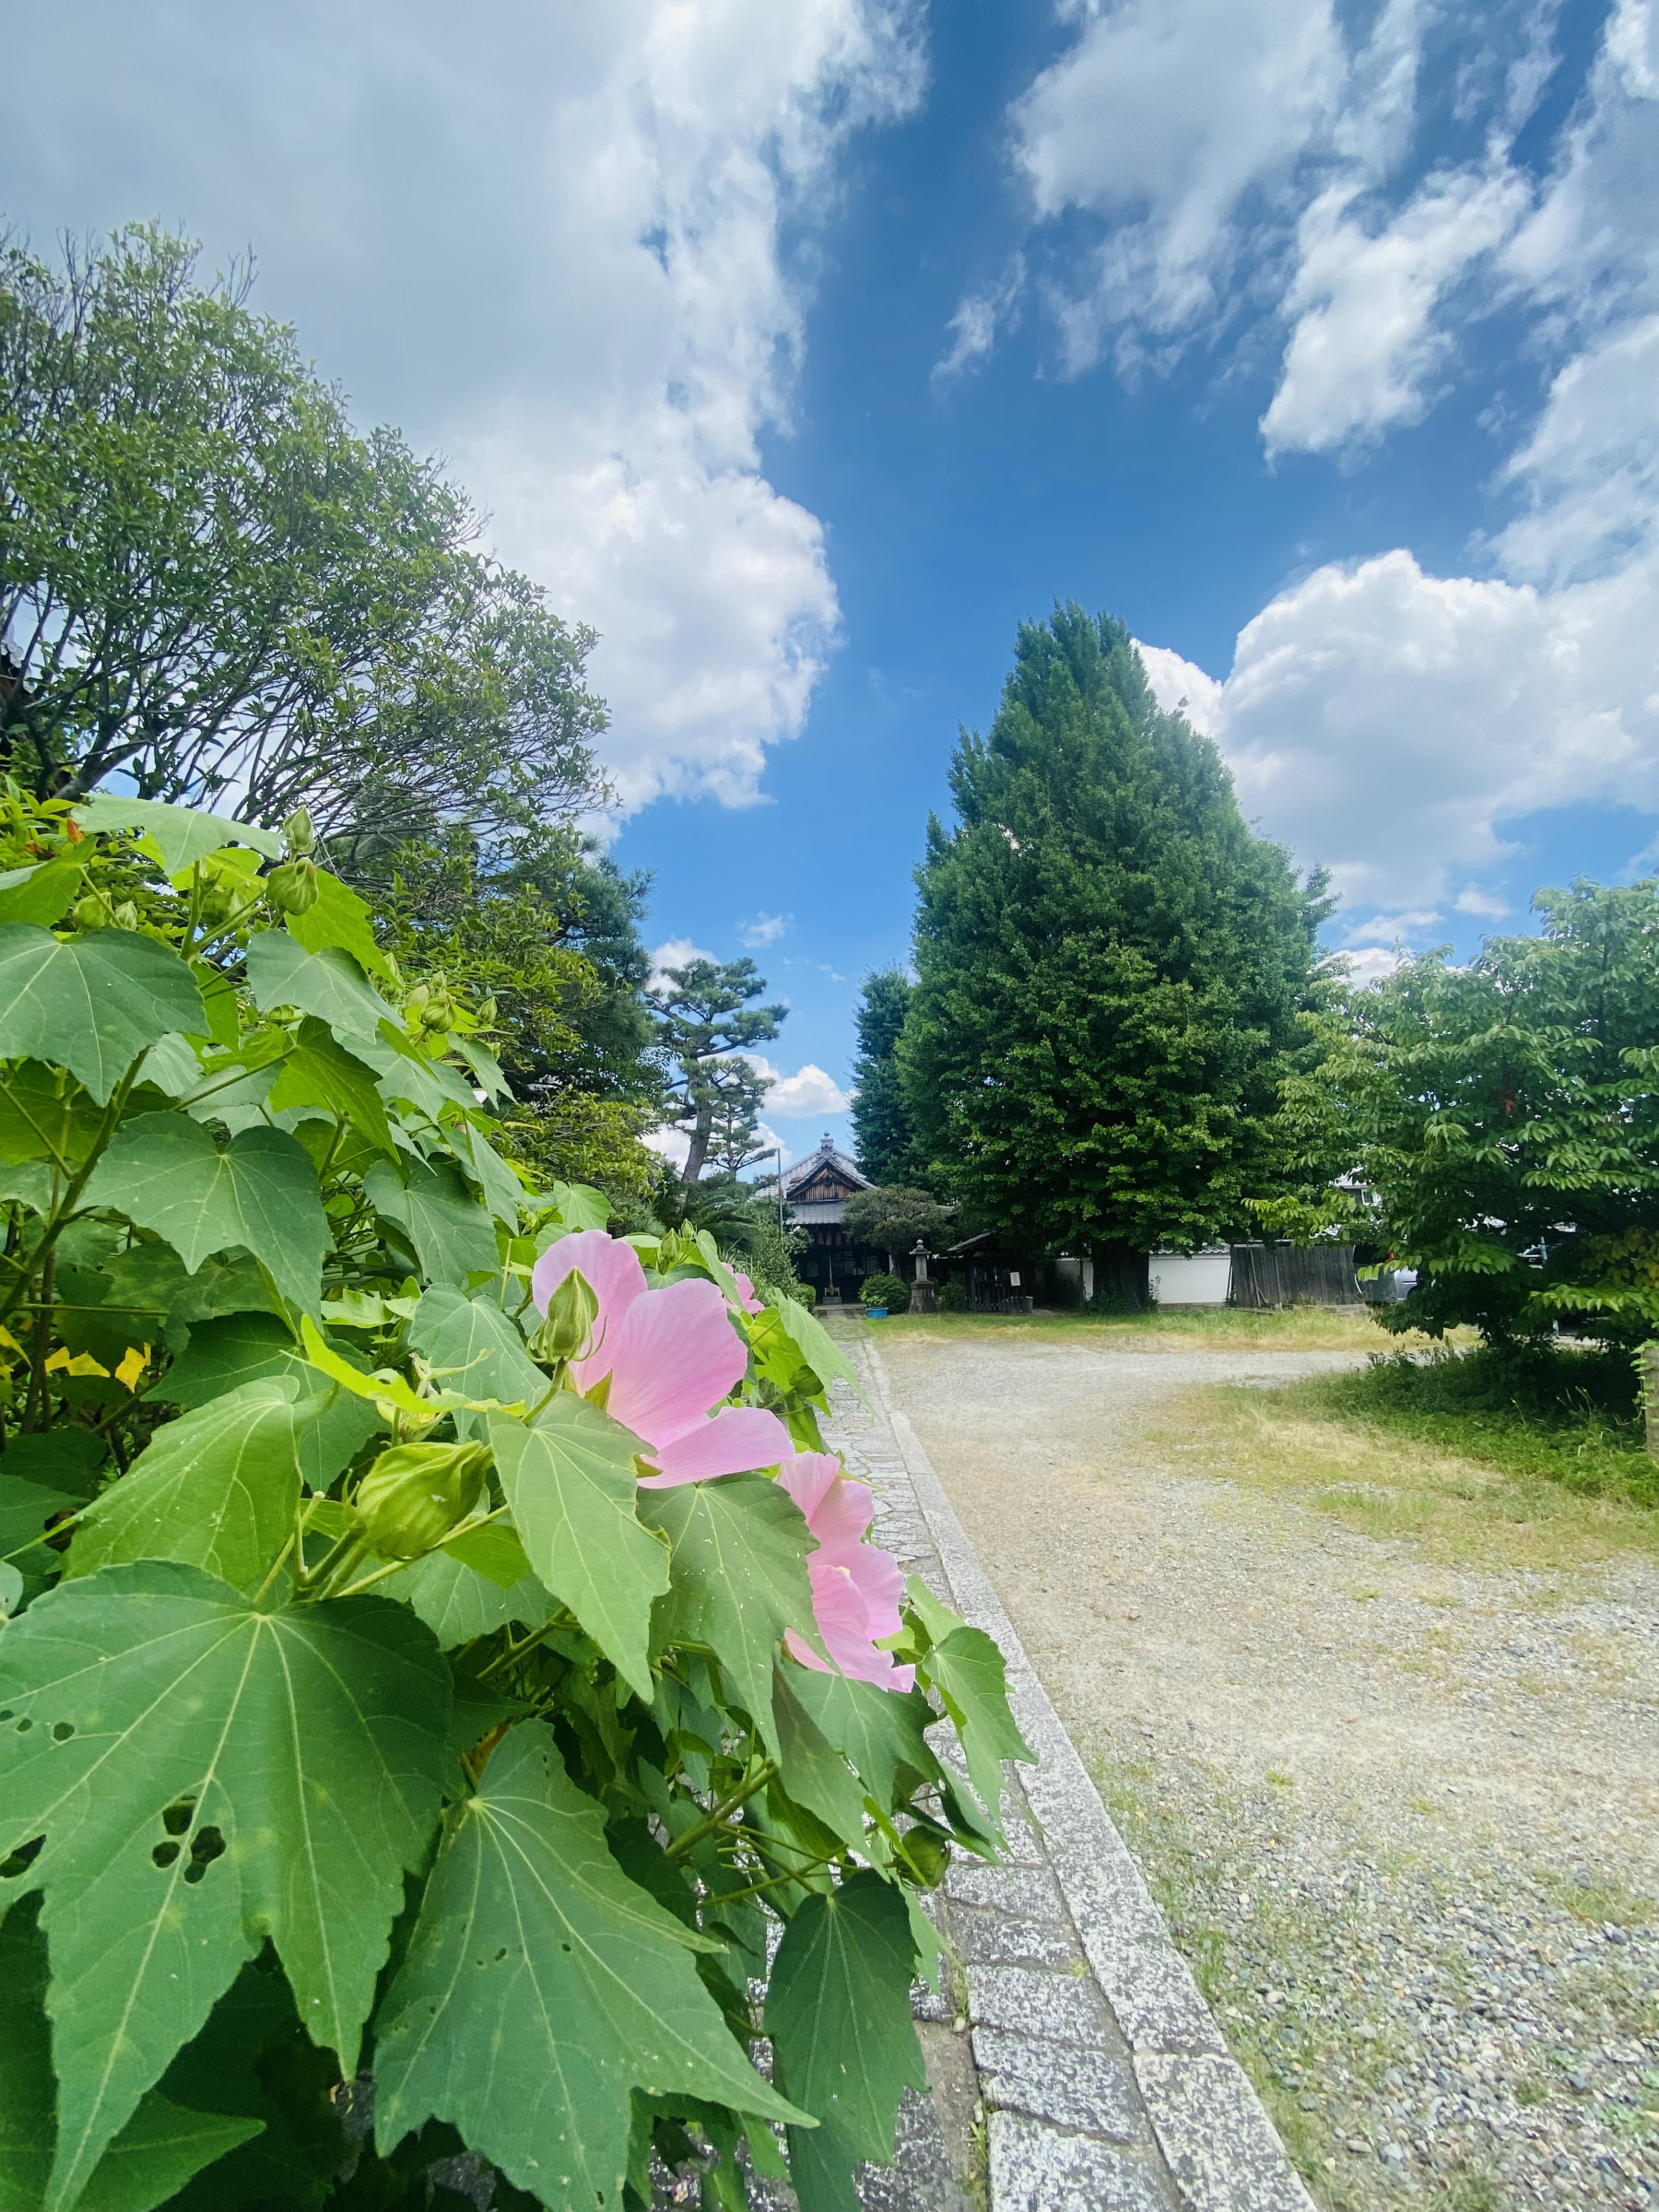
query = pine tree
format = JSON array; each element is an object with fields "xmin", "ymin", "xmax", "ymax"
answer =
[
  {"xmin": 646, "ymin": 957, "xmax": 783, "ymax": 1182},
  {"xmin": 901, "ymin": 606, "xmax": 1332, "ymax": 1287},
  {"xmin": 850, "ymin": 969, "xmax": 923, "ymax": 1184}
]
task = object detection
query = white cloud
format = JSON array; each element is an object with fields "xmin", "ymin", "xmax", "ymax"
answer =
[
  {"xmin": 643, "ymin": 1124, "xmax": 690, "ymax": 1169},
  {"xmin": 737, "ymin": 912, "xmax": 790, "ymax": 948},
  {"xmin": 1495, "ymin": 312, "xmax": 1659, "ymax": 583},
  {"xmin": 1262, "ymin": 165, "xmax": 1527, "ymax": 456},
  {"xmin": 933, "ymin": 253, "xmax": 1026, "ymax": 384},
  {"xmin": 742, "ymin": 1057, "xmax": 851, "ymax": 1117},
  {"xmin": 647, "ymin": 936, "xmax": 715, "ymax": 988},
  {"xmin": 1135, "ymin": 642, "xmax": 1225, "ymax": 735},
  {"xmin": 1142, "ymin": 542, "xmax": 1659, "ymax": 914},
  {"xmin": 1343, "ymin": 945, "xmax": 1411, "ymax": 987},
  {"xmin": 1453, "ymin": 886, "xmax": 1512, "ymax": 916},
  {"xmin": 5, "ymin": 0, "xmax": 925, "ymax": 815}
]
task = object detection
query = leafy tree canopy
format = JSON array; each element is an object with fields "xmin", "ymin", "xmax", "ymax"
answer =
[
  {"xmin": 900, "ymin": 606, "xmax": 1335, "ymax": 1258},
  {"xmin": 841, "ymin": 1185, "xmax": 954, "ymax": 1259},
  {"xmin": 1308, "ymin": 880, "xmax": 1659, "ymax": 1350},
  {"xmin": 0, "ymin": 226, "xmax": 606, "ymax": 848},
  {"xmin": 646, "ymin": 956, "xmax": 783, "ymax": 1184},
  {"xmin": 850, "ymin": 970, "xmax": 924, "ymax": 1187}
]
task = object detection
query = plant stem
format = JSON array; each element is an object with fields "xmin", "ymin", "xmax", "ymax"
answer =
[
  {"xmin": 665, "ymin": 1760, "xmax": 779, "ymax": 1863},
  {"xmin": 251, "ymin": 1535, "xmax": 296, "ymax": 1605}
]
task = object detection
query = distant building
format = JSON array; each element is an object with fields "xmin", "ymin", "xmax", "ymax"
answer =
[{"xmin": 759, "ymin": 1135, "xmax": 886, "ymax": 1302}]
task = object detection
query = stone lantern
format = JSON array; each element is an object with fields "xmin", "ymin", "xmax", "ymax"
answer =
[{"xmin": 909, "ymin": 1237, "xmax": 937, "ymax": 1315}]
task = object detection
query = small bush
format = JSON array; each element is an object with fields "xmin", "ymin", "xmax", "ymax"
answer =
[
  {"xmin": 790, "ymin": 1282, "xmax": 818, "ymax": 1310},
  {"xmin": 861, "ymin": 1274, "xmax": 911, "ymax": 1312},
  {"xmin": 936, "ymin": 1278, "xmax": 968, "ymax": 1312}
]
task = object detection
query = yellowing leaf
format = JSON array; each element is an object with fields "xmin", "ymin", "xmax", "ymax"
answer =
[
  {"xmin": 45, "ymin": 1347, "xmax": 110, "ymax": 1378},
  {"xmin": 114, "ymin": 1345, "xmax": 150, "ymax": 1391}
]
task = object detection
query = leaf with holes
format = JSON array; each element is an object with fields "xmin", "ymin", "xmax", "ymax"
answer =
[
  {"xmin": 84, "ymin": 1115, "xmax": 329, "ymax": 1317},
  {"xmin": 372, "ymin": 1723, "xmax": 804, "ymax": 2205},
  {"xmin": 0, "ymin": 928, "xmax": 206, "ymax": 1103},
  {"xmin": 489, "ymin": 1402, "xmax": 667, "ymax": 1701},
  {"xmin": 65, "ymin": 1381, "xmax": 310, "ymax": 1591},
  {"xmin": 0, "ymin": 1561, "xmax": 449, "ymax": 2212},
  {"xmin": 637, "ymin": 1476, "xmax": 816, "ymax": 1752},
  {"xmin": 765, "ymin": 1869, "xmax": 924, "ymax": 2212}
]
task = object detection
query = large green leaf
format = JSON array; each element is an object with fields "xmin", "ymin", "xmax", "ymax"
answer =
[
  {"xmin": 0, "ymin": 1472, "xmax": 79, "ymax": 1562},
  {"xmin": 265, "ymin": 1018, "xmax": 394, "ymax": 1155},
  {"xmin": 765, "ymin": 1870, "xmax": 924, "ymax": 2212},
  {"xmin": 409, "ymin": 1287, "xmax": 544, "ymax": 1437},
  {"xmin": 0, "ymin": 928, "xmax": 206, "ymax": 1103},
  {"xmin": 0, "ymin": 1897, "xmax": 263, "ymax": 2212},
  {"xmin": 84, "ymin": 1115, "xmax": 329, "ymax": 1316},
  {"xmin": 637, "ymin": 1475, "xmax": 815, "ymax": 1751},
  {"xmin": 71, "ymin": 798, "xmax": 284, "ymax": 875},
  {"xmin": 156, "ymin": 1313, "xmax": 382, "ymax": 1487},
  {"xmin": 759, "ymin": 1292, "xmax": 864, "ymax": 1401},
  {"xmin": 382, "ymin": 1543, "xmax": 555, "ymax": 1649},
  {"xmin": 924, "ymin": 1624, "xmax": 1032, "ymax": 1833},
  {"xmin": 0, "ymin": 1065, "xmax": 107, "ymax": 1169},
  {"xmin": 786, "ymin": 1671, "xmax": 944, "ymax": 1815},
  {"xmin": 771, "ymin": 1665, "xmax": 867, "ymax": 1841},
  {"xmin": 0, "ymin": 861, "xmax": 82, "ymax": 930},
  {"xmin": 373, "ymin": 1724, "xmax": 802, "ymax": 2206},
  {"xmin": 442, "ymin": 1120, "xmax": 525, "ymax": 1231},
  {"xmin": 243, "ymin": 935, "xmax": 394, "ymax": 1041},
  {"xmin": 285, "ymin": 872, "xmax": 396, "ymax": 984},
  {"xmin": 0, "ymin": 1562, "xmax": 449, "ymax": 2210},
  {"xmin": 489, "ymin": 1402, "xmax": 668, "ymax": 1701},
  {"xmin": 364, "ymin": 1158, "xmax": 499, "ymax": 1286},
  {"xmin": 65, "ymin": 1381, "xmax": 308, "ymax": 1590}
]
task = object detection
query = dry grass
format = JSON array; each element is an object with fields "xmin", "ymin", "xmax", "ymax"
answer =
[
  {"xmin": 861, "ymin": 1304, "xmax": 1449, "ymax": 1356},
  {"xmin": 1145, "ymin": 1384, "xmax": 1659, "ymax": 1572}
]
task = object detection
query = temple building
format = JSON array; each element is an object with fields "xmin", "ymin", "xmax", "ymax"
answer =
[{"xmin": 761, "ymin": 1135, "xmax": 887, "ymax": 1303}]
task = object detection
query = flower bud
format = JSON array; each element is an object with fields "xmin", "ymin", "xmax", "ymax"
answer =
[
  {"xmin": 281, "ymin": 806, "xmax": 317, "ymax": 856},
  {"xmin": 900, "ymin": 1829, "xmax": 950, "ymax": 1888},
  {"xmin": 71, "ymin": 895, "xmax": 108, "ymax": 932},
  {"xmin": 528, "ymin": 1266, "xmax": 599, "ymax": 1365},
  {"xmin": 265, "ymin": 857, "xmax": 319, "ymax": 916},
  {"xmin": 111, "ymin": 900, "xmax": 140, "ymax": 931},
  {"xmin": 348, "ymin": 1439, "xmax": 490, "ymax": 1559}
]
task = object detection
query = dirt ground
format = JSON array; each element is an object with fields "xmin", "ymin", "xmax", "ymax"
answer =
[{"xmin": 871, "ymin": 1324, "xmax": 1659, "ymax": 2212}]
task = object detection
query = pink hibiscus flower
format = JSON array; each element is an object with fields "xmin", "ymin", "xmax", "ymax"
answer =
[
  {"xmin": 779, "ymin": 1452, "xmax": 915, "ymax": 1692},
  {"xmin": 730, "ymin": 1268, "xmax": 764, "ymax": 1315},
  {"xmin": 532, "ymin": 1230, "xmax": 790, "ymax": 1486}
]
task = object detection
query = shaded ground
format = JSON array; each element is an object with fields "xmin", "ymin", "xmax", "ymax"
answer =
[{"xmin": 870, "ymin": 1322, "xmax": 1659, "ymax": 2212}]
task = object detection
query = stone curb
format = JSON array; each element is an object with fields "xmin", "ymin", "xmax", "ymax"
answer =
[{"xmin": 858, "ymin": 1334, "xmax": 1316, "ymax": 2212}]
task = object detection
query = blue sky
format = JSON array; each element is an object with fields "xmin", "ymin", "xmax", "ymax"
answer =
[{"xmin": 7, "ymin": 0, "xmax": 1657, "ymax": 1168}]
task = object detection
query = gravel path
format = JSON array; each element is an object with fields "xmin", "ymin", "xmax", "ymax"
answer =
[{"xmin": 872, "ymin": 1327, "xmax": 1659, "ymax": 2212}]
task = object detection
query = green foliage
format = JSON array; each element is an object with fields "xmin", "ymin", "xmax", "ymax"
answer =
[
  {"xmin": 850, "ymin": 971, "xmax": 924, "ymax": 1186},
  {"xmin": 0, "ymin": 226, "xmax": 606, "ymax": 846},
  {"xmin": 901, "ymin": 607, "xmax": 1335, "ymax": 1257},
  {"xmin": 935, "ymin": 1277, "xmax": 968, "ymax": 1312},
  {"xmin": 646, "ymin": 958, "xmax": 783, "ymax": 1183},
  {"xmin": 860, "ymin": 1275, "xmax": 910, "ymax": 1313},
  {"xmin": 841, "ymin": 1185, "xmax": 953, "ymax": 1260},
  {"xmin": 1309, "ymin": 882, "xmax": 1659, "ymax": 1347},
  {"xmin": 0, "ymin": 793, "xmax": 1028, "ymax": 2211}
]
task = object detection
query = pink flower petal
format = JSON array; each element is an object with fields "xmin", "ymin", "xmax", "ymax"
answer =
[
  {"xmin": 732, "ymin": 1269, "xmax": 764, "ymax": 1314},
  {"xmin": 637, "ymin": 1406, "xmax": 793, "ymax": 1488},
  {"xmin": 603, "ymin": 1277, "xmax": 747, "ymax": 1448},
  {"xmin": 838, "ymin": 1542, "xmax": 905, "ymax": 1643},
  {"xmin": 799, "ymin": 1558, "xmax": 915, "ymax": 1688},
  {"xmin": 778, "ymin": 1453, "xmax": 874, "ymax": 1557}
]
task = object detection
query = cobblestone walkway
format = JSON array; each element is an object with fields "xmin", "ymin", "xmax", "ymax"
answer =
[{"xmin": 806, "ymin": 1326, "xmax": 1313, "ymax": 2212}]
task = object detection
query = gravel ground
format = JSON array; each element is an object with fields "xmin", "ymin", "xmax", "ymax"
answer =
[{"xmin": 872, "ymin": 1326, "xmax": 1659, "ymax": 2211}]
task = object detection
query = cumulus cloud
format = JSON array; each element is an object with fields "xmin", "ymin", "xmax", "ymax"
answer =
[
  {"xmin": 646, "ymin": 937, "xmax": 715, "ymax": 988},
  {"xmin": 5, "ymin": 0, "xmax": 924, "ymax": 813},
  {"xmin": 1136, "ymin": 642, "xmax": 1225, "ymax": 735},
  {"xmin": 743, "ymin": 1058, "xmax": 851, "ymax": 1118}
]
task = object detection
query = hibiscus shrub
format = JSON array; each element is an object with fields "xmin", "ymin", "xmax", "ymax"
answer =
[{"xmin": 0, "ymin": 792, "xmax": 1030, "ymax": 2212}]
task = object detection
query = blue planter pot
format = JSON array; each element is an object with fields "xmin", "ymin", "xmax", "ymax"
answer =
[{"xmin": 865, "ymin": 1307, "xmax": 888, "ymax": 1319}]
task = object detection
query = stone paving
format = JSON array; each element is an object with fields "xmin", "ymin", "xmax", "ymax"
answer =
[{"xmin": 814, "ymin": 1324, "xmax": 1317, "ymax": 2212}]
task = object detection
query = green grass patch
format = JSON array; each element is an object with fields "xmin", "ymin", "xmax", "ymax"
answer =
[
  {"xmin": 1291, "ymin": 1346, "xmax": 1658, "ymax": 1512},
  {"xmin": 858, "ymin": 1302, "xmax": 1434, "ymax": 1356}
]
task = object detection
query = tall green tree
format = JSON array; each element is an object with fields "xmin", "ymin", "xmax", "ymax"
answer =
[
  {"xmin": 646, "ymin": 956, "xmax": 784, "ymax": 1183},
  {"xmin": 901, "ymin": 606, "xmax": 1333, "ymax": 1279},
  {"xmin": 850, "ymin": 969, "xmax": 924, "ymax": 1185},
  {"xmin": 0, "ymin": 225, "xmax": 606, "ymax": 843},
  {"xmin": 1312, "ymin": 881, "xmax": 1659, "ymax": 1349}
]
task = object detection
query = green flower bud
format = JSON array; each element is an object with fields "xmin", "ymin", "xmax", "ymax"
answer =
[
  {"xmin": 111, "ymin": 900, "xmax": 140, "ymax": 931},
  {"xmin": 900, "ymin": 1829, "xmax": 950, "ymax": 1888},
  {"xmin": 349, "ymin": 1439, "xmax": 490, "ymax": 1559},
  {"xmin": 281, "ymin": 806, "xmax": 317, "ymax": 857},
  {"xmin": 70, "ymin": 895, "xmax": 109, "ymax": 932},
  {"xmin": 265, "ymin": 857, "xmax": 319, "ymax": 916},
  {"xmin": 528, "ymin": 1267, "xmax": 599, "ymax": 1365}
]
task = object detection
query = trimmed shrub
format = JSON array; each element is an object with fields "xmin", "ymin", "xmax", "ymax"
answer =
[
  {"xmin": 936, "ymin": 1277, "xmax": 968, "ymax": 1312},
  {"xmin": 861, "ymin": 1273, "xmax": 911, "ymax": 1313}
]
